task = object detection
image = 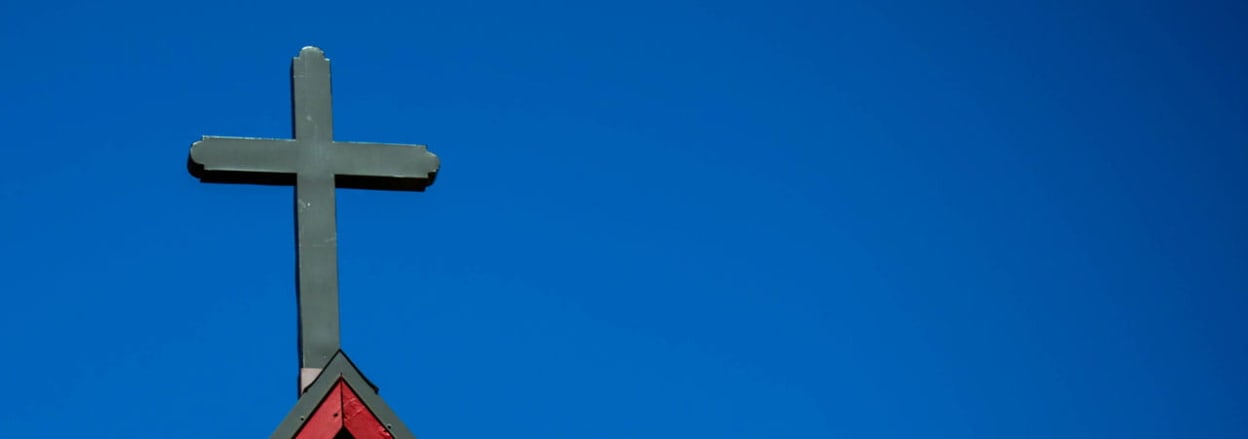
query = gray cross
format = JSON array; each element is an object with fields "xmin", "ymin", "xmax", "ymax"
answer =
[{"xmin": 187, "ymin": 46, "xmax": 439, "ymax": 393}]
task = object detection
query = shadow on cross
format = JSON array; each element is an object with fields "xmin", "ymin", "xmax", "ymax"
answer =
[{"xmin": 187, "ymin": 156, "xmax": 437, "ymax": 192}]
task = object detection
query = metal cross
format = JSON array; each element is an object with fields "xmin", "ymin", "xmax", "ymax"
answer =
[{"xmin": 187, "ymin": 46, "xmax": 439, "ymax": 393}]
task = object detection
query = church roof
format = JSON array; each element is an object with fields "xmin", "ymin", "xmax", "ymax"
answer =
[{"xmin": 270, "ymin": 351, "xmax": 416, "ymax": 439}]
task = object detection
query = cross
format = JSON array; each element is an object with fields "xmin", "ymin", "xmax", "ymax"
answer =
[{"xmin": 187, "ymin": 46, "xmax": 439, "ymax": 394}]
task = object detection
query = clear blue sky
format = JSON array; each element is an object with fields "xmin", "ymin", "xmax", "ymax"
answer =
[{"xmin": 2, "ymin": 0, "xmax": 1246, "ymax": 437}]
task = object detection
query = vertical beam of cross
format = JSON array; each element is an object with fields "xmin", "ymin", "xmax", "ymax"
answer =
[{"xmin": 292, "ymin": 47, "xmax": 340, "ymax": 388}]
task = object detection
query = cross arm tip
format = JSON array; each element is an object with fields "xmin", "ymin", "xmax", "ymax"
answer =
[
  {"xmin": 186, "ymin": 137, "xmax": 210, "ymax": 178},
  {"xmin": 185, "ymin": 136, "xmax": 214, "ymax": 167}
]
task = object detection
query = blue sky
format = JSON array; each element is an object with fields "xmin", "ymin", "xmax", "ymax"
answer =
[{"xmin": 2, "ymin": 0, "xmax": 1246, "ymax": 437}]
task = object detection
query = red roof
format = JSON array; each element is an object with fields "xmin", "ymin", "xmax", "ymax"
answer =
[{"xmin": 295, "ymin": 378, "xmax": 393, "ymax": 439}]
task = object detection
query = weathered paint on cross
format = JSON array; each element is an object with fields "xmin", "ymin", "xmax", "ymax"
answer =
[{"xmin": 187, "ymin": 47, "xmax": 439, "ymax": 394}]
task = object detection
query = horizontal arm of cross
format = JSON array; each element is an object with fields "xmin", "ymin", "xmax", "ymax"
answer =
[
  {"xmin": 331, "ymin": 141, "xmax": 440, "ymax": 191},
  {"xmin": 188, "ymin": 136, "xmax": 439, "ymax": 190},
  {"xmin": 188, "ymin": 136, "xmax": 299, "ymax": 185}
]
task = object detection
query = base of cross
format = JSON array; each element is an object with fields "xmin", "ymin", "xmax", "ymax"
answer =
[{"xmin": 271, "ymin": 351, "xmax": 416, "ymax": 439}]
